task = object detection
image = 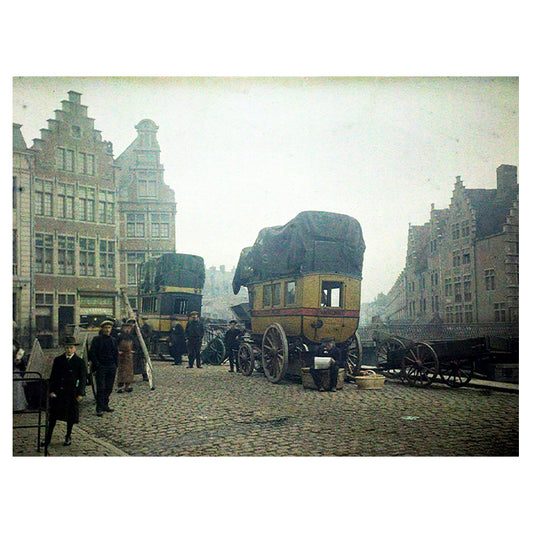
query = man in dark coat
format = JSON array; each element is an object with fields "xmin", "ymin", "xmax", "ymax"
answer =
[
  {"xmin": 88, "ymin": 319, "xmax": 119, "ymax": 416},
  {"xmin": 43, "ymin": 335, "xmax": 87, "ymax": 446},
  {"xmin": 168, "ymin": 316, "xmax": 187, "ymax": 365},
  {"xmin": 309, "ymin": 337, "xmax": 344, "ymax": 392},
  {"xmin": 185, "ymin": 311, "xmax": 204, "ymax": 368},
  {"xmin": 224, "ymin": 320, "xmax": 244, "ymax": 373}
]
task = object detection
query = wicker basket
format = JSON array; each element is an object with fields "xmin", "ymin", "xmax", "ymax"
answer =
[
  {"xmin": 301, "ymin": 368, "xmax": 345, "ymax": 390},
  {"xmin": 354, "ymin": 370, "xmax": 386, "ymax": 390}
]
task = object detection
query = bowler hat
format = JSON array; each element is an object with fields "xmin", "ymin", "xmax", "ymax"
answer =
[{"xmin": 62, "ymin": 335, "xmax": 80, "ymax": 346}]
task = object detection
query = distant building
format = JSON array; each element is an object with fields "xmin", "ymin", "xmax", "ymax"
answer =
[
  {"xmin": 21, "ymin": 91, "xmax": 120, "ymax": 346},
  {"xmin": 379, "ymin": 165, "xmax": 518, "ymax": 324},
  {"xmin": 115, "ymin": 119, "xmax": 176, "ymax": 314},
  {"xmin": 202, "ymin": 266, "xmax": 248, "ymax": 320}
]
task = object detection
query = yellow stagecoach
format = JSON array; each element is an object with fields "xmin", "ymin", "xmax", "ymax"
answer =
[{"xmin": 232, "ymin": 211, "xmax": 365, "ymax": 383}]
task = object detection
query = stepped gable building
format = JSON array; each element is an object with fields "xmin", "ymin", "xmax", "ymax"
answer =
[
  {"xmin": 380, "ymin": 165, "xmax": 518, "ymax": 325},
  {"xmin": 115, "ymin": 119, "xmax": 176, "ymax": 313},
  {"xmin": 24, "ymin": 91, "xmax": 120, "ymax": 346},
  {"xmin": 13, "ymin": 124, "xmax": 35, "ymax": 347}
]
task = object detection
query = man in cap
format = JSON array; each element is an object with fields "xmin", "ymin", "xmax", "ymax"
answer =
[
  {"xmin": 185, "ymin": 311, "xmax": 204, "ymax": 368},
  {"xmin": 224, "ymin": 320, "xmax": 244, "ymax": 373},
  {"xmin": 168, "ymin": 316, "xmax": 187, "ymax": 365},
  {"xmin": 43, "ymin": 335, "xmax": 87, "ymax": 447},
  {"xmin": 309, "ymin": 337, "xmax": 344, "ymax": 392},
  {"xmin": 88, "ymin": 319, "xmax": 119, "ymax": 416}
]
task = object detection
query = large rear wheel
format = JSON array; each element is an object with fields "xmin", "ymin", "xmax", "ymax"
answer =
[
  {"xmin": 402, "ymin": 342, "xmax": 439, "ymax": 387},
  {"xmin": 238, "ymin": 343, "xmax": 255, "ymax": 376},
  {"xmin": 261, "ymin": 323, "xmax": 289, "ymax": 383},
  {"xmin": 345, "ymin": 332, "xmax": 363, "ymax": 380}
]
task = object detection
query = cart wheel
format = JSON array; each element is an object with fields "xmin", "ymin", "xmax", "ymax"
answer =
[
  {"xmin": 345, "ymin": 331, "xmax": 363, "ymax": 380},
  {"xmin": 261, "ymin": 323, "xmax": 289, "ymax": 383},
  {"xmin": 402, "ymin": 342, "xmax": 439, "ymax": 387},
  {"xmin": 238, "ymin": 343, "xmax": 255, "ymax": 376},
  {"xmin": 440, "ymin": 358, "xmax": 474, "ymax": 388},
  {"xmin": 376, "ymin": 337, "xmax": 408, "ymax": 381},
  {"xmin": 201, "ymin": 337, "xmax": 226, "ymax": 365}
]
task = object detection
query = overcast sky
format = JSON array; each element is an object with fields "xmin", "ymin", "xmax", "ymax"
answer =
[{"xmin": 12, "ymin": 76, "xmax": 518, "ymax": 301}]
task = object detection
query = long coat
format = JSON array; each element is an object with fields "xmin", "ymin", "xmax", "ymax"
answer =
[
  {"xmin": 117, "ymin": 333, "xmax": 135, "ymax": 383},
  {"xmin": 168, "ymin": 324, "xmax": 187, "ymax": 356},
  {"xmin": 48, "ymin": 353, "xmax": 87, "ymax": 423}
]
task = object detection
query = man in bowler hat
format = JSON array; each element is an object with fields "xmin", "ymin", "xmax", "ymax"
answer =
[
  {"xmin": 43, "ymin": 335, "xmax": 87, "ymax": 447},
  {"xmin": 88, "ymin": 319, "xmax": 119, "ymax": 416}
]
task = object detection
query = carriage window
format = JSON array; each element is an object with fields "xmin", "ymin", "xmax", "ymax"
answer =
[
  {"xmin": 321, "ymin": 281, "xmax": 343, "ymax": 308},
  {"xmin": 263, "ymin": 285, "xmax": 272, "ymax": 307},
  {"xmin": 272, "ymin": 283, "xmax": 281, "ymax": 306},
  {"xmin": 173, "ymin": 299, "xmax": 188, "ymax": 315},
  {"xmin": 141, "ymin": 296, "xmax": 158, "ymax": 313},
  {"xmin": 285, "ymin": 281, "xmax": 296, "ymax": 305}
]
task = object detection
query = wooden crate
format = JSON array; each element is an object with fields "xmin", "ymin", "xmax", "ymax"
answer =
[{"xmin": 301, "ymin": 367, "xmax": 345, "ymax": 390}]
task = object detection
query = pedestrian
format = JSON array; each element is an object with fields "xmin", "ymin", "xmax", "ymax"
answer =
[
  {"xmin": 224, "ymin": 320, "xmax": 244, "ymax": 373},
  {"xmin": 309, "ymin": 337, "xmax": 344, "ymax": 392},
  {"xmin": 43, "ymin": 335, "xmax": 87, "ymax": 446},
  {"xmin": 88, "ymin": 319, "xmax": 118, "ymax": 416},
  {"xmin": 13, "ymin": 324, "xmax": 28, "ymax": 412},
  {"xmin": 132, "ymin": 318, "xmax": 149, "ymax": 381},
  {"xmin": 185, "ymin": 311, "xmax": 204, "ymax": 368},
  {"xmin": 117, "ymin": 321, "xmax": 135, "ymax": 393},
  {"xmin": 168, "ymin": 316, "xmax": 187, "ymax": 365}
]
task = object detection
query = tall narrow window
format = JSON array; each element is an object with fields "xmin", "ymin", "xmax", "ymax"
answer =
[
  {"xmin": 58, "ymin": 235, "xmax": 75, "ymax": 275},
  {"xmin": 485, "ymin": 269, "xmax": 495, "ymax": 291},
  {"xmin": 321, "ymin": 281, "xmax": 343, "ymax": 308},
  {"xmin": 79, "ymin": 237, "xmax": 96, "ymax": 276},
  {"xmin": 99, "ymin": 240, "xmax": 115, "ymax": 277},
  {"xmin": 35, "ymin": 233, "xmax": 53, "ymax": 274}
]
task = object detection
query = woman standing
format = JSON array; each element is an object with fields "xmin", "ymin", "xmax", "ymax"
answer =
[{"xmin": 117, "ymin": 321, "xmax": 135, "ymax": 393}]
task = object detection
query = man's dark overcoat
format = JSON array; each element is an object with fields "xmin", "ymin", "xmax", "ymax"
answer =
[
  {"xmin": 48, "ymin": 353, "xmax": 87, "ymax": 423},
  {"xmin": 169, "ymin": 323, "xmax": 187, "ymax": 356}
]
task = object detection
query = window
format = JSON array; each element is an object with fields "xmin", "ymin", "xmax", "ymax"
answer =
[
  {"xmin": 57, "ymin": 183, "xmax": 75, "ymax": 219},
  {"xmin": 79, "ymin": 152, "xmax": 95, "ymax": 175},
  {"xmin": 430, "ymin": 239, "xmax": 438, "ymax": 252},
  {"xmin": 13, "ymin": 229, "xmax": 18, "ymax": 275},
  {"xmin": 35, "ymin": 293, "xmax": 54, "ymax": 331},
  {"xmin": 454, "ymin": 305, "xmax": 463, "ymax": 323},
  {"xmin": 431, "ymin": 295, "xmax": 439, "ymax": 313},
  {"xmin": 464, "ymin": 304, "xmax": 473, "ymax": 323},
  {"xmin": 99, "ymin": 240, "xmax": 115, "ymax": 277},
  {"xmin": 56, "ymin": 147, "xmax": 74, "ymax": 171},
  {"xmin": 263, "ymin": 285, "xmax": 272, "ymax": 307},
  {"xmin": 419, "ymin": 277, "xmax": 426, "ymax": 291},
  {"xmin": 451, "ymin": 223, "xmax": 460, "ymax": 239},
  {"xmin": 454, "ymin": 277, "xmax": 462, "ymax": 303},
  {"xmin": 35, "ymin": 233, "xmax": 53, "ymax": 274},
  {"xmin": 127, "ymin": 252, "xmax": 146, "ymax": 286},
  {"xmin": 127, "ymin": 213, "xmax": 145, "ymax": 237},
  {"xmin": 494, "ymin": 303, "xmax": 506, "ymax": 322},
  {"xmin": 463, "ymin": 274, "xmax": 472, "ymax": 302},
  {"xmin": 462, "ymin": 250, "xmax": 471, "ymax": 265},
  {"xmin": 485, "ymin": 269, "xmax": 495, "ymax": 291},
  {"xmin": 445, "ymin": 305, "xmax": 453, "ymax": 323},
  {"xmin": 151, "ymin": 213, "xmax": 170, "ymax": 238},
  {"xmin": 321, "ymin": 281, "xmax": 343, "ymax": 308},
  {"xmin": 35, "ymin": 179, "xmax": 53, "ymax": 216},
  {"xmin": 272, "ymin": 283, "xmax": 281, "ymax": 306},
  {"xmin": 461, "ymin": 220, "xmax": 470, "ymax": 237},
  {"xmin": 58, "ymin": 294, "xmax": 75, "ymax": 305},
  {"xmin": 452, "ymin": 250, "xmax": 461, "ymax": 267},
  {"xmin": 79, "ymin": 237, "xmax": 96, "ymax": 276},
  {"xmin": 173, "ymin": 298, "xmax": 189, "ymax": 315},
  {"xmin": 444, "ymin": 278, "xmax": 452, "ymax": 297},
  {"xmin": 71, "ymin": 126, "xmax": 81, "ymax": 138},
  {"xmin": 78, "ymin": 186, "xmax": 96, "ymax": 221},
  {"xmin": 138, "ymin": 175, "xmax": 157, "ymax": 198},
  {"xmin": 285, "ymin": 281, "xmax": 296, "ymax": 305},
  {"xmin": 57, "ymin": 235, "xmax": 75, "ymax": 275},
  {"xmin": 12, "ymin": 176, "xmax": 17, "ymax": 209},
  {"xmin": 98, "ymin": 190, "xmax": 115, "ymax": 224},
  {"xmin": 142, "ymin": 297, "xmax": 158, "ymax": 313}
]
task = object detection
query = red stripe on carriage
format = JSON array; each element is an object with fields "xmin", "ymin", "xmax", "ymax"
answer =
[{"xmin": 251, "ymin": 308, "xmax": 360, "ymax": 318}]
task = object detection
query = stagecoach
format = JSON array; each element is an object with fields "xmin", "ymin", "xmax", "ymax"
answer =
[{"xmin": 232, "ymin": 211, "xmax": 366, "ymax": 383}]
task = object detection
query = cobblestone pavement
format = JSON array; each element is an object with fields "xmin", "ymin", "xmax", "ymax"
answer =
[{"xmin": 14, "ymin": 361, "xmax": 518, "ymax": 456}]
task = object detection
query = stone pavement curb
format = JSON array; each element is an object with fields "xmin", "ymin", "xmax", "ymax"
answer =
[{"xmin": 73, "ymin": 425, "xmax": 130, "ymax": 457}]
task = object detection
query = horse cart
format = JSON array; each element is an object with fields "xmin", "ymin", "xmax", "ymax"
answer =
[
  {"xmin": 374, "ymin": 329, "xmax": 518, "ymax": 388},
  {"xmin": 231, "ymin": 211, "xmax": 366, "ymax": 383}
]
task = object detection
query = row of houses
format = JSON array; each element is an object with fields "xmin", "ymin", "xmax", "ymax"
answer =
[
  {"xmin": 365, "ymin": 165, "xmax": 519, "ymax": 326},
  {"xmin": 13, "ymin": 91, "xmax": 176, "ymax": 348}
]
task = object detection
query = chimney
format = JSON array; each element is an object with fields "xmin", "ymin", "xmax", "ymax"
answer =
[{"xmin": 496, "ymin": 164, "xmax": 517, "ymax": 198}]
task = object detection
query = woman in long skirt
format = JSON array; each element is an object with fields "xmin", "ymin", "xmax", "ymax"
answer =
[{"xmin": 117, "ymin": 322, "xmax": 135, "ymax": 393}]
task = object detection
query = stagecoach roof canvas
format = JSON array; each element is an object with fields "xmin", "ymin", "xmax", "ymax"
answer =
[
  {"xmin": 232, "ymin": 211, "xmax": 365, "ymax": 294},
  {"xmin": 138, "ymin": 253, "xmax": 205, "ymax": 293}
]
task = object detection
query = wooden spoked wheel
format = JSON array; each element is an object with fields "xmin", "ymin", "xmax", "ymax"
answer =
[
  {"xmin": 402, "ymin": 342, "xmax": 439, "ymax": 387},
  {"xmin": 345, "ymin": 331, "xmax": 363, "ymax": 380},
  {"xmin": 440, "ymin": 358, "xmax": 474, "ymax": 388},
  {"xmin": 238, "ymin": 343, "xmax": 255, "ymax": 376},
  {"xmin": 201, "ymin": 337, "xmax": 226, "ymax": 365},
  {"xmin": 376, "ymin": 337, "xmax": 408, "ymax": 380},
  {"xmin": 261, "ymin": 323, "xmax": 289, "ymax": 383}
]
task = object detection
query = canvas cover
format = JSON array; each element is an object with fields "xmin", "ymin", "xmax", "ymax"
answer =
[
  {"xmin": 233, "ymin": 211, "xmax": 365, "ymax": 294},
  {"xmin": 139, "ymin": 253, "xmax": 205, "ymax": 293}
]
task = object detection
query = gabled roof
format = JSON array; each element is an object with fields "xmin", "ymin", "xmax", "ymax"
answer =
[
  {"xmin": 13, "ymin": 123, "xmax": 27, "ymax": 150},
  {"xmin": 465, "ymin": 188, "xmax": 516, "ymax": 239}
]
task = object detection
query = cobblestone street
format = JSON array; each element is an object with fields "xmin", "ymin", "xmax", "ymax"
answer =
[{"xmin": 14, "ymin": 361, "xmax": 518, "ymax": 457}]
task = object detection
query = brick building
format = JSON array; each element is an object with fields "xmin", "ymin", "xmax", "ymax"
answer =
[
  {"xmin": 379, "ymin": 165, "xmax": 518, "ymax": 325},
  {"xmin": 115, "ymin": 119, "xmax": 176, "ymax": 314}
]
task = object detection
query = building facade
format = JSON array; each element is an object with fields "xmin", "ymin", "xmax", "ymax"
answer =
[
  {"xmin": 379, "ymin": 165, "xmax": 518, "ymax": 325},
  {"xmin": 115, "ymin": 119, "xmax": 176, "ymax": 314},
  {"xmin": 203, "ymin": 265, "xmax": 249, "ymax": 320}
]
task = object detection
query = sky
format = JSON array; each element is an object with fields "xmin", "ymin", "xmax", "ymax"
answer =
[{"xmin": 12, "ymin": 76, "xmax": 518, "ymax": 301}]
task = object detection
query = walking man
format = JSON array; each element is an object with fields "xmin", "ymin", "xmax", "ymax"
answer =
[
  {"xmin": 185, "ymin": 311, "xmax": 204, "ymax": 368},
  {"xmin": 224, "ymin": 320, "xmax": 244, "ymax": 372},
  {"xmin": 88, "ymin": 319, "xmax": 119, "ymax": 416},
  {"xmin": 43, "ymin": 335, "xmax": 87, "ymax": 447}
]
